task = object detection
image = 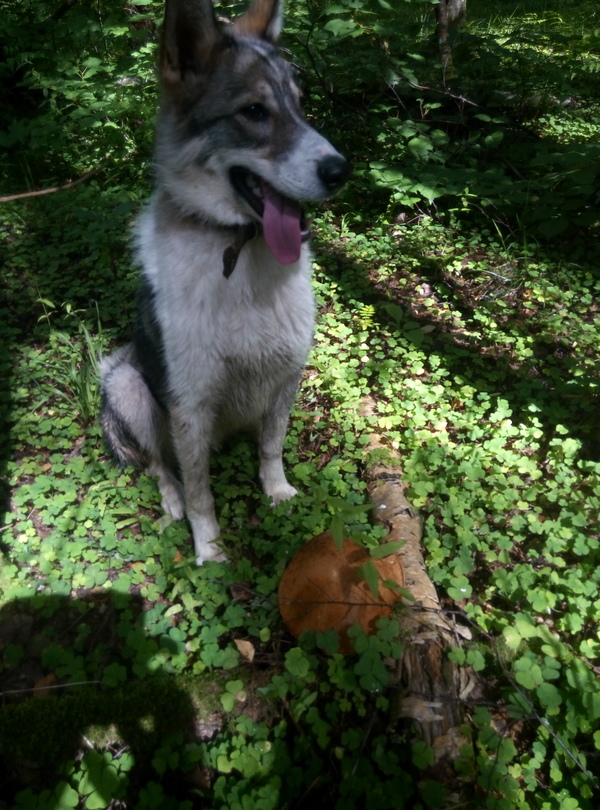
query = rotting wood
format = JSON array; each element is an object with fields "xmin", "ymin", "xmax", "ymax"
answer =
[{"xmin": 362, "ymin": 398, "xmax": 479, "ymax": 768}]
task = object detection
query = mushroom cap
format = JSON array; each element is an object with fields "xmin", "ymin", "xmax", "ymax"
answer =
[{"xmin": 278, "ymin": 531, "xmax": 404, "ymax": 653}]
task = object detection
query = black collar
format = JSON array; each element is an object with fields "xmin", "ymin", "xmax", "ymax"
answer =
[
  {"xmin": 221, "ymin": 218, "xmax": 311, "ymax": 278},
  {"xmin": 222, "ymin": 222, "xmax": 258, "ymax": 278}
]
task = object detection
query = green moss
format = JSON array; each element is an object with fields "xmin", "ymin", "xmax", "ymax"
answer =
[
  {"xmin": 363, "ymin": 446, "xmax": 404, "ymax": 473},
  {"xmin": 0, "ymin": 674, "xmax": 221, "ymax": 763}
]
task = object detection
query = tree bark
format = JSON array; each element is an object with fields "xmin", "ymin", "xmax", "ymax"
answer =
[{"xmin": 435, "ymin": 0, "xmax": 467, "ymax": 77}]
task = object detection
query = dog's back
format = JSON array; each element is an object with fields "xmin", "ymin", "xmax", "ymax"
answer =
[{"xmin": 100, "ymin": 0, "xmax": 350, "ymax": 564}]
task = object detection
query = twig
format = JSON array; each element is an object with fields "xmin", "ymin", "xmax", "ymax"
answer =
[
  {"xmin": 0, "ymin": 169, "xmax": 97, "ymax": 203},
  {"xmin": 444, "ymin": 605, "xmax": 600, "ymax": 791},
  {"xmin": 0, "ymin": 679, "xmax": 102, "ymax": 701}
]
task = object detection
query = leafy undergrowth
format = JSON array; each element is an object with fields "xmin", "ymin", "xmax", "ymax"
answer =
[{"xmin": 2, "ymin": 186, "xmax": 600, "ymax": 809}]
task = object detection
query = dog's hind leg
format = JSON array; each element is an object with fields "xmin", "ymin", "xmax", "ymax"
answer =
[
  {"xmin": 100, "ymin": 346, "xmax": 185, "ymax": 520},
  {"xmin": 258, "ymin": 378, "xmax": 300, "ymax": 505}
]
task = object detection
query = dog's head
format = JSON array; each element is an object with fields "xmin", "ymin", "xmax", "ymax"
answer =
[{"xmin": 155, "ymin": 0, "xmax": 350, "ymax": 264}]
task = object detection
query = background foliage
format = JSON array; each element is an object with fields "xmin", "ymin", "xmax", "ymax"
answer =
[{"xmin": 1, "ymin": 0, "xmax": 600, "ymax": 808}]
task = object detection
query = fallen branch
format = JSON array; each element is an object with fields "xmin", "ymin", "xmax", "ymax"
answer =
[{"xmin": 0, "ymin": 169, "xmax": 96, "ymax": 203}]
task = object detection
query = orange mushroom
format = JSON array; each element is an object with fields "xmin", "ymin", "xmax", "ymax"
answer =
[{"xmin": 278, "ymin": 531, "xmax": 404, "ymax": 653}]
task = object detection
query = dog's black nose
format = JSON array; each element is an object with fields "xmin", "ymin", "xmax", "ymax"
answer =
[{"xmin": 318, "ymin": 155, "xmax": 351, "ymax": 191}]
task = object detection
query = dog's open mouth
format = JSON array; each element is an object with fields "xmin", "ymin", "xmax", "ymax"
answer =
[{"xmin": 230, "ymin": 167, "xmax": 309, "ymax": 264}]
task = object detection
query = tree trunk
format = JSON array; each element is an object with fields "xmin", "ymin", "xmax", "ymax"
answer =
[{"xmin": 435, "ymin": 0, "xmax": 467, "ymax": 77}]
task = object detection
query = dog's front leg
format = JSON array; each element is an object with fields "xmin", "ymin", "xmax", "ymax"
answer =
[
  {"xmin": 259, "ymin": 379, "xmax": 299, "ymax": 505},
  {"xmin": 171, "ymin": 404, "xmax": 225, "ymax": 565}
]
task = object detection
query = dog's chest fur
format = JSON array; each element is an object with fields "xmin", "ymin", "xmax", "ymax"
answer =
[{"xmin": 136, "ymin": 194, "xmax": 315, "ymax": 419}]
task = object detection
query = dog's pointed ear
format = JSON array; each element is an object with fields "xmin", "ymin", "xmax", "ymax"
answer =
[
  {"xmin": 233, "ymin": 0, "xmax": 283, "ymax": 42},
  {"xmin": 160, "ymin": 0, "xmax": 224, "ymax": 89}
]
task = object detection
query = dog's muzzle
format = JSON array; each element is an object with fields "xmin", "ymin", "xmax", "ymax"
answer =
[
  {"xmin": 225, "ymin": 155, "xmax": 350, "ymax": 276},
  {"xmin": 317, "ymin": 154, "xmax": 352, "ymax": 193}
]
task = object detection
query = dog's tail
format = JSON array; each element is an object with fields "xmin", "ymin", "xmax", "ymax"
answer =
[{"xmin": 99, "ymin": 345, "xmax": 160, "ymax": 471}]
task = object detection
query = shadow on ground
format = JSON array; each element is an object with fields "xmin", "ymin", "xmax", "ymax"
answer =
[{"xmin": 0, "ymin": 589, "xmax": 223, "ymax": 807}]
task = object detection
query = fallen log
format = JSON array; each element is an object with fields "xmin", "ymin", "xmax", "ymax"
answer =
[{"xmin": 362, "ymin": 400, "xmax": 479, "ymax": 770}]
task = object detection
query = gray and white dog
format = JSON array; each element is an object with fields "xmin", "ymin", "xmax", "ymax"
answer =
[{"xmin": 100, "ymin": 0, "xmax": 350, "ymax": 564}]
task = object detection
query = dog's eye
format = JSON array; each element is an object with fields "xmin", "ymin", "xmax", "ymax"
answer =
[{"xmin": 241, "ymin": 103, "xmax": 269, "ymax": 122}]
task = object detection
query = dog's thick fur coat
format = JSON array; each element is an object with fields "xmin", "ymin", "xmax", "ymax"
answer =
[{"xmin": 100, "ymin": 0, "xmax": 349, "ymax": 563}]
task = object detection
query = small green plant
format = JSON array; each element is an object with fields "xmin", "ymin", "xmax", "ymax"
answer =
[
  {"xmin": 13, "ymin": 750, "xmax": 134, "ymax": 810},
  {"xmin": 35, "ymin": 299, "xmax": 106, "ymax": 423},
  {"xmin": 13, "ymin": 783, "xmax": 79, "ymax": 810}
]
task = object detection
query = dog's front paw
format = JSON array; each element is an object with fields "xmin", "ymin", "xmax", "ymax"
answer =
[
  {"xmin": 190, "ymin": 513, "xmax": 227, "ymax": 565},
  {"xmin": 267, "ymin": 482, "xmax": 298, "ymax": 505},
  {"xmin": 196, "ymin": 544, "xmax": 227, "ymax": 565}
]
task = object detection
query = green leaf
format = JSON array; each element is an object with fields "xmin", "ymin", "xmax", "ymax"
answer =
[
  {"xmin": 54, "ymin": 782, "xmax": 79, "ymax": 809},
  {"xmin": 503, "ymin": 626, "xmax": 522, "ymax": 650},
  {"xmin": 484, "ymin": 131, "xmax": 504, "ymax": 148},
  {"xmin": 448, "ymin": 646, "xmax": 466, "ymax": 666},
  {"xmin": 408, "ymin": 136, "xmax": 433, "ymax": 160},
  {"xmin": 284, "ymin": 648, "xmax": 312, "ymax": 679},
  {"xmin": 536, "ymin": 681, "xmax": 562, "ymax": 710},
  {"xmin": 503, "ymin": 614, "xmax": 540, "ymax": 649},
  {"xmin": 357, "ymin": 560, "xmax": 380, "ymax": 598},
  {"xmin": 514, "ymin": 656, "xmax": 543, "ymax": 690},
  {"xmin": 102, "ymin": 663, "xmax": 127, "ymax": 687},
  {"xmin": 412, "ymin": 740, "xmax": 435, "ymax": 769},
  {"xmin": 370, "ymin": 540, "xmax": 404, "ymax": 559},
  {"xmin": 447, "ymin": 574, "xmax": 472, "ymax": 601},
  {"xmin": 216, "ymin": 754, "xmax": 233, "ymax": 773},
  {"xmin": 323, "ymin": 18, "xmax": 359, "ymax": 37},
  {"xmin": 220, "ymin": 692, "xmax": 235, "ymax": 712},
  {"xmin": 330, "ymin": 513, "xmax": 345, "ymax": 546},
  {"xmin": 466, "ymin": 650, "xmax": 486, "ymax": 672}
]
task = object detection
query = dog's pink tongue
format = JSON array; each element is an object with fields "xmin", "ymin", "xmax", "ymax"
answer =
[{"xmin": 261, "ymin": 181, "xmax": 302, "ymax": 264}]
